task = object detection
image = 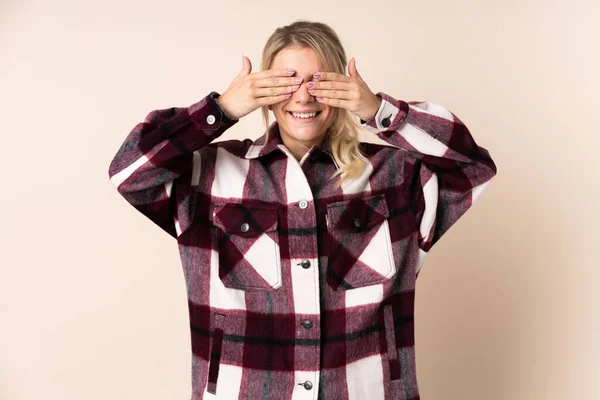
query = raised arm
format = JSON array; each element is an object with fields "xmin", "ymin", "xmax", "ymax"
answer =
[
  {"xmin": 360, "ymin": 92, "xmax": 498, "ymax": 277},
  {"xmin": 108, "ymin": 58, "xmax": 307, "ymax": 239},
  {"xmin": 108, "ymin": 91, "xmax": 238, "ymax": 239}
]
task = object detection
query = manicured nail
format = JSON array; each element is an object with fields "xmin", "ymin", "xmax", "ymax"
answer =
[
  {"xmin": 313, "ymin": 73, "xmax": 321, "ymax": 78},
  {"xmin": 287, "ymin": 68, "xmax": 295, "ymax": 73},
  {"xmin": 316, "ymin": 96, "xmax": 323, "ymax": 101}
]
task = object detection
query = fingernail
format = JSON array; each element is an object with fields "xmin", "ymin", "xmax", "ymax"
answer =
[
  {"xmin": 287, "ymin": 68, "xmax": 295, "ymax": 74},
  {"xmin": 313, "ymin": 73, "xmax": 321, "ymax": 78}
]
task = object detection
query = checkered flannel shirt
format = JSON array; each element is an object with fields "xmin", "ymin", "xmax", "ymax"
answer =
[{"xmin": 108, "ymin": 90, "xmax": 497, "ymax": 399}]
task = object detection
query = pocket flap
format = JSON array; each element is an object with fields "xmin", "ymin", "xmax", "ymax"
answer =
[
  {"xmin": 327, "ymin": 194, "xmax": 390, "ymax": 231},
  {"xmin": 212, "ymin": 203, "xmax": 279, "ymax": 236}
]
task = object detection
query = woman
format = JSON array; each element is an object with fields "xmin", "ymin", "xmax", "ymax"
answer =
[{"xmin": 109, "ymin": 20, "xmax": 497, "ymax": 400}]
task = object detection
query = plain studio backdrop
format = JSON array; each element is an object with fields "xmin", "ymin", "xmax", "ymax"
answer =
[{"xmin": 1, "ymin": 0, "xmax": 598, "ymax": 399}]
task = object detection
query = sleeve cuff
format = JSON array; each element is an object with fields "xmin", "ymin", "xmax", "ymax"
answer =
[
  {"xmin": 360, "ymin": 93, "xmax": 384, "ymax": 125},
  {"xmin": 360, "ymin": 92, "xmax": 409, "ymax": 133},
  {"xmin": 207, "ymin": 91, "xmax": 239, "ymax": 124},
  {"xmin": 187, "ymin": 91, "xmax": 239, "ymax": 134}
]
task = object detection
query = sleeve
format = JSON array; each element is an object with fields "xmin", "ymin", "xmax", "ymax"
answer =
[
  {"xmin": 108, "ymin": 91, "xmax": 239, "ymax": 239},
  {"xmin": 360, "ymin": 92, "xmax": 498, "ymax": 278}
]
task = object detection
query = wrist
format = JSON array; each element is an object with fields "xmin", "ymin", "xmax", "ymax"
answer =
[
  {"xmin": 215, "ymin": 95, "xmax": 239, "ymax": 121},
  {"xmin": 358, "ymin": 96, "xmax": 382, "ymax": 122}
]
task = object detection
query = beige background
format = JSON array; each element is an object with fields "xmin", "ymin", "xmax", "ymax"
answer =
[{"xmin": 1, "ymin": 0, "xmax": 598, "ymax": 399}]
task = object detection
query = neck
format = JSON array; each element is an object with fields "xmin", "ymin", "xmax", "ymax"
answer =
[{"xmin": 280, "ymin": 132, "xmax": 326, "ymax": 162}]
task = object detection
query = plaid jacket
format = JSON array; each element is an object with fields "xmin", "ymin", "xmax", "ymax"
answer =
[{"xmin": 108, "ymin": 90, "xmax": 497, "ymax": 400}]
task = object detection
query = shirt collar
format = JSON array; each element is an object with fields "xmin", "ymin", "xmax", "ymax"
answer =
[{"xmin": 244, "ymin": 120, "xmax": 335, "ymax": 162}]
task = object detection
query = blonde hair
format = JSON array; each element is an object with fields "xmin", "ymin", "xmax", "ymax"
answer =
[{"xmin": 260, "ymin": 20, "xmax": 368, "ymax": 189}]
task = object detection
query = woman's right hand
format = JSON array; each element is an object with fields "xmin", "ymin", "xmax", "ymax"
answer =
[{"xmin": 216, "ymin": 56, "xmax": 303, "ymax": 120}]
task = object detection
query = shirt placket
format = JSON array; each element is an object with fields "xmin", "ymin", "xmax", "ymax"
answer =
[{"xmin": 279, "ymin": 144, "xmax": 321, "ymax": 399}]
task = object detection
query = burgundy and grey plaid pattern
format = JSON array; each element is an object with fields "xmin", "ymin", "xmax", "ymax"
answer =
[{"xmin": 108, "ymin": 90, "xmax": 497, "ymax": 399}]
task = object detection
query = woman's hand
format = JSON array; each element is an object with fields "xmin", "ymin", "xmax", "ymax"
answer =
[
  {"xmin": 308, "ymin": 58, "xmax": 382, "ymax": 122},
  {"xmin": 216, "ymin": 56, "xmax": 303, "ymax": 120}
]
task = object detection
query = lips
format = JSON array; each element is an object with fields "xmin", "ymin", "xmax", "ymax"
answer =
[
  {"xmin": 287, "ymin": 111, "xmax": 322, "ymax": 122},
  {"xmin": 287, "ymin": 111, "xmax": 321, "ymax": 122}
]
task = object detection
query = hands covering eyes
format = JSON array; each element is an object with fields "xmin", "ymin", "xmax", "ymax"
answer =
[{"xmin": 216, "ymin": 56, "xmax": 381, "ymax": 122}]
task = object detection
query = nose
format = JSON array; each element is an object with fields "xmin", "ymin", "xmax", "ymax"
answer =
[{"xmin": 292, "ymin": 81, "xmax": 316, "ymax": 103}]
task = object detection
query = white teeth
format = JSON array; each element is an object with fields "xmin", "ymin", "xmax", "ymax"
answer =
[{"xmin": 291, "ymin": 112, "xmax": 317, "ymax": 119}]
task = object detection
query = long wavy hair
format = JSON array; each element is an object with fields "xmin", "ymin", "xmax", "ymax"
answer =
[{"xmin": 260, "ymin": 20, "xmax": 368, "ymax": 189}]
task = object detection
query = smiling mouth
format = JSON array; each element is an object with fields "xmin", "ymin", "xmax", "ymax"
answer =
[{"xmin": 287, "ymin": 111, "xmax": 322, "ymax": 121}]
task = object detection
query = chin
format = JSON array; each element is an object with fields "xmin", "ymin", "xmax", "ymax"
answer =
[{"xmin": 287, "ymin": 128, "xmax": 325, "ymax": 141}]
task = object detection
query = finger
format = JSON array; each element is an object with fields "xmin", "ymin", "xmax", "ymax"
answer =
[
  {"xmin": 238, "ymin": 55, "xmax": 252, "ymax": 78},
  {"xmin": 256, "ymin": 92, "xmax": 294, "ymax": 107},
  {"xmin": 254, "ymin": 75, "xmax": 303, "ymax": 88},
  {"xmin": 313, "ymin": 71, "xmax": 352, "ymax": 82},
  {"xmin": 307, "ymin": 88, "xmax": 355, "ymax": 101},
  {"xmin": 308, "ymin": 80, "xmax": 353, "ymax": 91},
  {"xmin": 254, "ymin": 67, "xmax": 297, "ymax": 80},
  {"xmin": 347, "ymin": 58, "xmax": 364, "ymax": 82},
  {"xmin": 254, "ymin": 84, "xmax": 300, "ymax": 98},
  {"xmin": 314, "ymin": 95, "xmax": 352, "ymax": 109}
]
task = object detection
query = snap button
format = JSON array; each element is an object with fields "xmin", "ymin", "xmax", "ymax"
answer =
[
  {"xmin": 300, "ymin": 381, "xmax": 313, "ymax": 390},
  {"xmin": 381, "ymin": 114, "xmax": 391, "ymax": 128},
  {"xmin": 354, "ymin": 218, "xmax": 362, "ymax": 228},
  {"xmin": 299, "ymin": 200, "xmax": 308, "ymax": 209},
  {"xmin": 302, "ymin": 320, "xmax": 313, "ymax": 329},
  {"xmin": 300, "ymin": 259, "xmax": 311, "ymax": 269},
  {"xmin": 240, "ymin": 222, "xmax": 249, "ymax": 232},
  {"xmin": 206, "ymin": 114, "xmax": 216, "ymax": 125}
]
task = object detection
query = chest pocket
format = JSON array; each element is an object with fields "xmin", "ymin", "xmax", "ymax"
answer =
[
  {"xmin": 211, "ymin": 203, "xmax": 282, "ymax": 291},
  {"xmin": 326, "ymin": 193, "xmax": 397, "ymax": 290}
]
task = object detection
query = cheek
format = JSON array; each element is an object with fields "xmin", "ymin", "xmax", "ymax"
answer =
[{"xmin": 272, "ymin": 106, "xmax": 285, "ymax": 117}]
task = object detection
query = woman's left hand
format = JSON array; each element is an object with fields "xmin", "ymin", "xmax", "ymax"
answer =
[{"xmin": 309, "ymin": 57, "xmax": 382, "ymax": 122}]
